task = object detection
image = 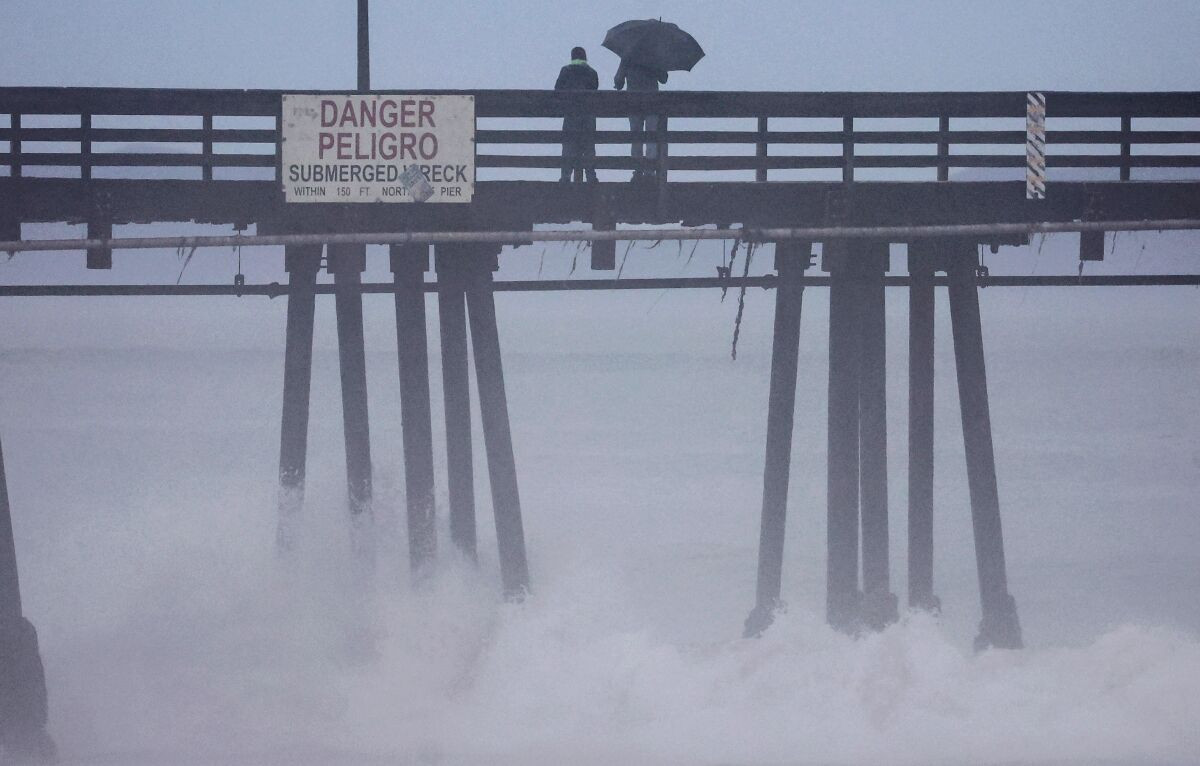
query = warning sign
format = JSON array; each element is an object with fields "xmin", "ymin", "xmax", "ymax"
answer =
[{"xmin": 280, "ymin": 94, "xmax": 474, "ymax": 203}]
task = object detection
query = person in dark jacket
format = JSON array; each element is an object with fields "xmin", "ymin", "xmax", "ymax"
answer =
[
  {"xmin": 614, "ymin": 59, "xmax": 668, "ymax": 180},
  {"xmin": 555, "ymin": 47, "xmax": 599, "ymax": 183}
]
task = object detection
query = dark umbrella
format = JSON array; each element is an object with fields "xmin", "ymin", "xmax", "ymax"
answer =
[{"xmin": 602, "ymin": 19, "xmax": 705, "ymax": 73}]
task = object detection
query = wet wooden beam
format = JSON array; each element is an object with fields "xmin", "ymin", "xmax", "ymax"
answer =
[
  {"xmin": 436, "ymin": 247, "xmax": 477, "ymax": 559},
  {"xmin": 275, "ymin": 245, "xmax": 321, "ymax": 552},
  {"xmin": 906, "ymin": 244, "xmax": 939, "ymax": 612},
  {"xmin": 330, "ymin": 243, "xmax": 375, "ymax": 570},
  {"xmin": 946, "ymin": 249, "xmax": 1023, "ymax": 651},
  {"xmin": 825, "ymin": 242, "xmax": 863, "ymax": 633},
  {"xmin": 463, "ymin": 246, "xmax": 530, "ymax": 599},
  {"xmin": 391, "ymin": 244, "xmax": 437, "ymax": 578},
  {"xmin": 857, "ymin": 243, "xmax": 898, "ymax": 630},
  {"xmin": 745, "ymin": 241, "xmax": 811, "ymax": 637},
  {"xmin": 0, "ymin": 433, "xmax": 56, "ymax": 762}
]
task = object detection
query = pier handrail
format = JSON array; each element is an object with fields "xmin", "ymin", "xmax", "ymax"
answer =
[{"xmin": 3, "ymin": 88, "xmax": 1199, "ymax": 182}]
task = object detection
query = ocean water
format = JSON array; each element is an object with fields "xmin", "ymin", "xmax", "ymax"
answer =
[{"xmin": 0, "ymin": 234, "xmax": 1198, "ymax": 764}]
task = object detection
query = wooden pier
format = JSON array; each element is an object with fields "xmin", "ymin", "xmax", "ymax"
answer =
[{"xmin": 1, "ymin": 84, "xmax": 1199, "ymax": 760}]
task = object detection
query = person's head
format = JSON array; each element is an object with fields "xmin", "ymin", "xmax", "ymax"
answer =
[{"xmin": 571, "ymin": 47, "xmax": 587, "ymax": 61}]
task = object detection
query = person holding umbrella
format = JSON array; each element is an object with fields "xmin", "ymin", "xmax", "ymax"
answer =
[
  {"xmin": 604, "ymin": 19, "xmax": 704, "ymax": 182},
  {"xmin": 613, "ymin": 59, "xmax": 667, "ymax": 181}
]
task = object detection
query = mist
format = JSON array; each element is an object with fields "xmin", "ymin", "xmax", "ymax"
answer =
[
  {"xmin": 0, "ymin": 229, "xmax": 1195, "ymax": 763},
  {"xmin": 3, "ymin": 1, "xmax": 1200, "ymax": 764}
]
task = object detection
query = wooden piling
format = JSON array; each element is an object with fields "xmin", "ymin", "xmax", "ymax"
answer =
[
  {"xmin": 745, "ymin": 241, "xmax": 811, "ymax": 637},
  {"xmin": 825, "ymin": 242, "xmax": 863, "ymax": 632},
  {"xmin": 330, "ymin": 243, "xmax": 375, "ymax": 569},
  {"xmin": 946, "ymin": 250, "xmax": 1023, "ymax": 650},
  {"xmin": 435, "ymin": 247, "xmax": 477, "ymax": 559},
  {"xmin": 0, "ymin": 435, "xmax": 21, "ymax": 626},
  {"xmin": 463, "ymin": 247, "xmax": 531, "ymax": 599},
  {"xmin": 857, "ymin": 242, "xmax": 898, "ymax": 630},
  {"xmin": 276, "ymin": 245, "xmax": 321, "ymax": 552},
  {"xmin": 906, "ymin": 244, "xmax": 939, "ymax": 612},
  {"xmin": 0, "ymin": 433, "xmax": 56, "ymax": 763},
  {"xmin": 391, "ymin": 244, "xmax": 438, "ymax": 579}
]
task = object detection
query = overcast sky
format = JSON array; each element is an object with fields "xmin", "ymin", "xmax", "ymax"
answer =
[{"xmin": 2, "ymin": 1, "xmax": 1198, "ymax": 92}]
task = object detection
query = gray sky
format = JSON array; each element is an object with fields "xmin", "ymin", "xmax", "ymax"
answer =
[{"xmin": 2, "ymin": 1, "xmax": 1198, "ymax": 92}]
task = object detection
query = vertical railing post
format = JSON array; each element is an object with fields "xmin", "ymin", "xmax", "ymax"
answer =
[
  {"xmin": 937, "ymin": 115, "xmax": 950, "ymax": 182},
  {"xmin": 202, "ymin": 113, "xmax": 213, "ymax": 182},
  {"xmin": 755, "ymin": 116, "xmax": 768, "ymax": 183},
  {"xmin": 276, "ymin": 245, "xmax": 321, "ymax": 552},
  {"xmin": 906, "ymin": 243, "xmax": 939, "ymax": 612},
  {"xmin": 80, "ymin": 113, "xmax": 92, "ymax": 182},
  {"xmin": 655, "ymin": 114, "xmax": 669, "ymax": 178},
  {"xmin": 1, "ymin": 99, "xmax": 16, "ymax": 246},
  {"xmin": 330, "ymin": 243, "xmax": 375, "ymax": 571},
  {"xmin": 463, "ymin": 245, "xmax": 531, "ymax": 599},
  {"xmin": 391, "ymin": 243, "xmax": 437, "ymax": 579},
  {"xmin": 857, "ymin": 241, "xmax": 897, "ymax": 630},
  {"xmin": 84, "ymin": 110, "xmax": 110, "ymax": 270},
  {"xmin": 273, "ymin": 110, "xmax": 283, "ymax": 185},
  {"xmin": 0, "ymin": 432, "xmax": 57, "ymax": 763},
  {"xmin": 1119, "ymin": 114, "xmax": 1132, "ymax": 182},
  {"xmin": 745, "ymin": 240, "xmax": 811, "ymax": 637},
  {"xmin": 435, "ymin": 245, "xmax": 477, "ymax": 559},
  {"xmin": 841, "ymin": 116, "xmax": 855, "ymax": 184},
  {"xmin": 655, "ymin": 113, "xmax": 670, "ymax": 213},
  {"xmin": 946, "ymin": 247, "xmax": 1022, "ymax": 651},
  {"xmin": 11, "ymin": 113, "xmax": 21, "ymax": 179}
]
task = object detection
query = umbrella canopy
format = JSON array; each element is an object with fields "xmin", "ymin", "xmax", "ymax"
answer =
[{"xmin": 602, "ymin": 19, "xmax": 705, "ymax": 73}]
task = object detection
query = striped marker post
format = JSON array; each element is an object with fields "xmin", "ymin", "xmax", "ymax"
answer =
[{"xmin": 1026, "ymin": 92, "xmax": 1046, "ymax": 199}]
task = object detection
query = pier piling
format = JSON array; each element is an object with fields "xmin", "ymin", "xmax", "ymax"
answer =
[
  {"xmin": 858, "ymin": 243, "xmax": 898, "ymax": 630},
  {"xmin": 330, "ymin": 243, "xmax": 375, "ymax": 570},
  {"xmin": 276, "ymin": 245, "xmax": 321, "ymax": 552},
  {"xmin": 463, "ymin": 246, "xmax": 531, "ymax": 599},
  {"xmin": 0, "ymin": 434, "xmax": 56, "ymax": 763},
  {"xmin": 906, "ymin": 244, "xmax": 940, "ymax": 612},
  {"xmin": 392, "ymin": 244, "xmax": 438, "ymax": 579},
  {"xmin": 436, "ymin": 247, "xmax": 478, "ymax": 560},
  {"xmin": 746, "ymin": 241, "xmax": 812, "ymax": 637},
  {"xmin": 825, "ymin": 243, "xmax": 865, "ymax": 632},
  {"xmin": 946, "ymin": 249, "xmax": 1023, "ymax": 650}
]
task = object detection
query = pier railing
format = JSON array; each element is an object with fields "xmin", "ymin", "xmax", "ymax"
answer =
[{"xmin": 2, "ymin": 88, "xmax": 1199, "ymax": 184}]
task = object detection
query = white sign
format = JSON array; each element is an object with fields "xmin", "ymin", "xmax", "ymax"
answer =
[{"xmin": 281, "ymin": 94, "xmax": 474, "ymax": 203}]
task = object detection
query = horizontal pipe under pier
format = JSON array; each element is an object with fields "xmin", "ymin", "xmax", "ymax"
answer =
[
  {"xmin": 0, "ymin": 274, "xmax": 1198, "ymax": 298},
  {"xmin": 3, "ymin": 218, "xmax": 1200, "ymax": 255}
]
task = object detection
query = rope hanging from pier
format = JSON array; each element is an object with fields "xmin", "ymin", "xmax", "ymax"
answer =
[
  {"xmin": 174, "ymin": 246, "xmax": 198, "ymax": 285},
  {"xmin": 730, "ymin": 241, "xmax": 757, "ymax": 360},
  {"xmin": 719, "ymin": 239, "xmax": 741, "ymax": 302}
]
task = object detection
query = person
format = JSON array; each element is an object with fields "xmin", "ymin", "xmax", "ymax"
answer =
[
  {"xmin": 554, "ymin": 46, "xmax": 599, "ymax": 183},
  {"xmin": 614, "ymin": 58, "xmax": 668, "ymax": 180}
]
